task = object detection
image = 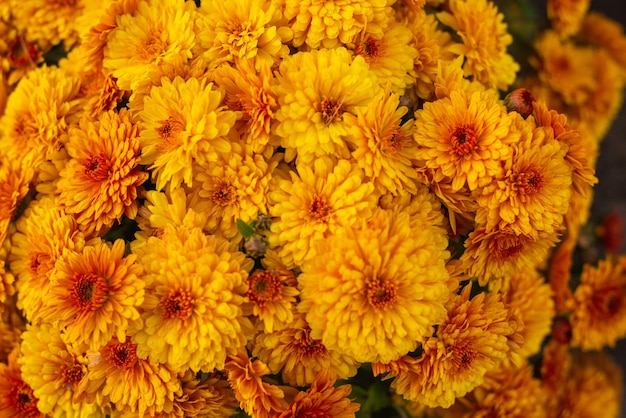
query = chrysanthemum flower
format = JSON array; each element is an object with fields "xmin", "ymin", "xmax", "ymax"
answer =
[
  {"xmin": 212, "ymin": 60, "xmax": 278, "ymax": 155},
  {"xmin": 278, "ymin": 370, "xmax": 360, "ymax": 418},
  {"xmin": 348, "ymin": 21, "xmax": 417, "ymax": 94},
  {"xmin": 284, "ymin": 0, "xmax": 389, "ymax": 48},
  {"xmin": 568, "ymin": 256, "xmax": 626, "ymax": 350},
  {"xmin": 548, "ymin": 0, "xmax": 590, "ymax": 38},
  {"xmin": 268, "ymin": 157, "xmax": 377, "ymax": 269},
  {"xmin": 19, "ymin": 323, "xmax": 102, "ymax": 417},
  {"xmin": 75, "ymin": 337, "xmax": 181, "ymax": 416},
  {"xmin": 225, "ymin": 351, "xmax": 289, "ymax": 418},
  {"xmin": 437, "ymin": 0, "xmax": 519, "ymax": 90},
  {"xmin": 165, "ymin": 370, "xmax": 238, "ymax": 418},
  {"xmin": 10, "ymin": 198, "xmax": 87, "ymax": 323},
  {"xmin": 414, "ymin": 89, "xmax": 515, "ymax": 192},
  {"xmin": 56, "ymin": 109, "xmax": 147, "ymax": 235},
  {"xmin": 0, "ymin": 65, "xmax": 82, "ymax": 170},
  {"xmin": 103, "ymin": 0, "xmax": 196, "ymax": 92},
  {"xmin": 0, "ymin": 162, "xmax": 32, "ymax": 248},
  {"xmin": 246, "ymin": 269, "xmax": 299, "ymax": 333},
  {"xmin": 252, "ymin": 313, "xmax": 359, "ymax": 387},
  {"xmin": 299, "ymin": 208, "xmax": 450, "ymax": 364},
  {"xmin": 376, "ymin": 285, "xmax": 516, "ymax": 408},
  {"xmin": 133, "ymin": 225, "xmax": 253, "ymax": 372},
  {"xmin": 191, "ymin": 142, "xmax": 274, "ymax": 241},
  {"xmin": 9, "ymin": 0, "xmax": 85, "ymax": 48},
  {"xmin": 461, "ymin": 227, "xmax": 559, "ymax": 284},
  {"xmin": 39, "ymin": 239, "xmax": 144, "ymax": 350},
  {"xmin": 531, "ymin": 31, "xmax": 596, "ymax": 106},
  {"xmin": 0, "ymin": 348, "xmax": 43, "ymax": 418},
  {"xmin": 274, "ymin": 47, "xmax": 380, "ymax": 162},
  {"xmin": 475, "ymin": 120, "xmax": 572, "ymax": 237},
  {"xmin": 580, "ymin": 12, "xmax": 626, "ymax": 71},
  {"xmin": 445, "ymin": 365, "xmax": 547, "ymax": 418},
  {"xmin": 139, "ymin": 76, "xmax": 239, "ymax": 192},
  {"xmin": 344, "ymin": 88, "xmax": 418, "ymax": 195},
  {"xmin": 196, "ymin": 0, "xmax": 288, "ymax": 69}
]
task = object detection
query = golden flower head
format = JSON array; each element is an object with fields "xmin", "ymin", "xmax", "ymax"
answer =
[
  {"xmin": 298, "ymin": 208, "xmax": 450, "ymax": 364},
  {"xmin": 275, "ymin": 47, "xmax": 380, "ymax": 163},
  {"xmin": 437, "ymin": 0, "xmax": 519, "ymax": 90},
  {"xmin": 57, "ymin": 109, "xmax": 147, "ymax": 235},
  {"xmin": 139, "ymin": 76, "xmax": 239, "ymax": 192},
  {"xmin": 414, "ymin": 89, "xmax": 515, "ymax": 192},
  {"xmin": 568, "ymin": 256, "xmax": 626, "ymax": 350},
  {"xmin": 0, "ymin": 162, "xmax": 33, "ymax": 247},
  {"xmin": 0, "ymin": 347, "xmax": 43, "ymax": 418},
  {"xmin": 268, "ymin": 157, "xmax": 377, "ymax": 269},
  {"xmin": 133, "ymin": 225, "xmax": 253, "ymax": 372},
  {"xmin": 246, "ymin": 268, "xmax": 299, "ymax": 333}
]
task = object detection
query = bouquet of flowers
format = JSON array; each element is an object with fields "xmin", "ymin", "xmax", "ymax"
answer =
[{"xmin": 0, "ymin": 0, "xmax": 625, "ymax": 416}]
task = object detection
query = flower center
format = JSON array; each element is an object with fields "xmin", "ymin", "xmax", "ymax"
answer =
[
  {"xmin": 109, "ymin": 342, "xmax": 138, "ymax": 369},
  {"xmin": 293, "ymin": 326, "xmax": 327, "ymax": 359},
  {"xmin": 211, "ymin": 182, "xmax": 237, "ymax": 206},
  {"xmin": 7, "ymin": 36, "xmax": 39, "ymax": 68},
  {"xmin": 493, "ymin": 233, "xmax": 525, "ymax": 261},
  {"xmin": 73, "ymin": 273, "xmax": 110, "ymax": 312},
  {"xmin": 156, "ymin": 116, "xmax": 185, "ymax": 153},
  {"xmin": 512, "ymin": 168, "xmax": 543, "ymax": 197},
  {"xmin": 366, "ymin": 278, "xmax": 397, "ymax": 309},
  {"xmin": 138, "ymin": 29, "xmax": 168, "ymax": 61},
  {"xmin": 11, "ymin": 384, "xmax": 38, "ymax": 414},
  {"xmin": 381, "ymin": 126, "xmax": 404, "ymax": 154},
  {"xmin": 84, "ymin": 154, "xmax": 112, "ymax": 182},
  {"xmin": 308, "ymin": 195, "xmax": 330, "ymax": 221},
  {"xmin": 450, "ymin": 124, "xmax": 479, "ymax": 157},
  {"xmin": 161, "ymin": 289, "xmax": 194, "ymax": 320},
  {"xmin": 62, "ymin": 362, "xmax": 85, "ymax": 388},
  {"xmin": 591, "ymin": 287, "xmax": 623, "ymax": 319},
  {"xmin": 320, "ymin": 96, "xmax": 345, "ymax": 124},
  {"xmin": 449, "ymin": 340, "xmax": 476, "ymax": 372},
  {"xmin": 355, "ymin": 38, "xmax": 382, "ymax": 62},
  {"xmin": 247, "ymin": 270, "xmax": 282, "ymax": 306},
  {"xmin": 29, "ymin": 252, "xmax": 52, "ymax": 276}
]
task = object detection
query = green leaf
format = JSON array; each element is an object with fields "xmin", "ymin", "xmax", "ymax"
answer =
[{"xmin": 236, "ymin": 219, "xmax": 256, "ymax": 238}]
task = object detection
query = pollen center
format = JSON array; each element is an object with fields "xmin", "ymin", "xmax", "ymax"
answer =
[
  {"xmin": 161, "ymin": 289, "xmax": 194, "ymax": 320},
  {"xmin": 212, "ymin": 182, "xmax": 237, "ymax": 206},
  {"xmin": 13, "ymin": 384, "xmax": 37, "ymax": 413},
  {"xmin": 592, "ymin": 287, "xmax": 623, "ymax": 319},
  {"xmin": 381, "ymin": 126, "xmax": 404, "ymax": 154},
  {"xmin": 308, "ymin": 195, "xmax": 330, "ymax": 221},
  {"xmin": 450, "ymin": 341, "xmax": 476, "ymax": 371},
  {"xmin": 109, "ymin": 342, "xmax": 138, "ymax": 369},
  {"xmin": 138, "ymin": 29, "xmax": 168, "ymax": 60},
  {"xmin": 73, "ymin": 273, "xmax": 110, "ymax": 312},
  {"xmin": 63, "ymin": 362, "xmax": 85, "ymax": 387},
  {"xmin": 247, "ymin": 271, "xmax": 282, "ymax": 306},
  {"xmin": 450, "ymin": 124, "xmax": 479, "ymax": 157},
  {"xmin": 156, "ymin": 116, "xmax": 184, "ymax": 153},
  {"xmin": 366, "ymin": 278, "xmax": 397, "ymax": 309},
  {"xmin": 493, "ymin": 234, "xmax": 525, "ymax": 260},
  {"xmin": 513, "ymin": 168, "xmax": 544, "ymax": 197},
  {"xmin": 84, "ymin": 154, "xmax": 113, "ymax": 182},
  {"xmin": 355, "ymin": 38, "xmax": 382, "ymax": 62},
  {"xmin": 294, "ymin": 326, "xmax": 327, "ymax": 358},
  {"xmin": 320, "ymin": 96, "xmax": 345, "ymax": 124}
]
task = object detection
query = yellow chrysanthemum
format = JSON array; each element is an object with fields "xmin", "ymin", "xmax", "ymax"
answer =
[
  {"xmin": 461, "ymin": 227, "xmax": 559, "ymax": 284},
  {"xmin": 284, "ymin": 0, "xmax": 390, "ymax": 49},
  {"xmin": 19, "ymin": 323, "xmax": 103, "ymax": 417},
  {"xmin": 0, "ymin": 162, "xmax": 32, "ymax": 247},
  {"xmin": 376, "ymin": 285, "xmax": 516, "ymax": 408},
  {"xmin": 39, "ymin": 240, "xmax": 144, "ymax": 350},
  {"xmin": 133, "ymin": 225, "xmax": 253, "ymax": 372},
  {"xmin": 278, "ymin": 370, "xmax": 360, "ymax": 418},
  {"xmin": 196, "ymin": 0, "xmax": 288, "ymax": 69},
  {"xmin": 437, "ymin": 0, "xmax": 519, "ymax": 90},
  {"xmin": 75, "ymin": 338, "xmax": 181, "ymax": 416},
  {"xmin": 10, "ymin": 198, "xmax": 87, "ymax": 323},
  {"xmin": 139, "ymin": 76, "xmax": 239, "ymax": 192},
  {"xmin": 191, "ymin": 142, "xmax": 274, "ymax": 241},
  {"xmin": 299, "ymin": 208, "xmax": 450, "ymax": 364},
  {"xmin": 56, "ymin": 109, "xmax": 147, "ymax": 235},
  {"xmin": 9, "ymin": 0, "xmax": 85, "ymax": 48},
  {"xmin": 548, "ymin": 0, "xmax": 590, "ymax": 38},
  {"xmin": 0, "ymin": 65, "xmax": 82, "ymax": 170},
  {"xmin": 348, "ymin": 21, "xmax": 417, "ymax": 93},
  {"xmin": 225, "ymin": 351, "xmax": 289, "ymax": 418},
  {"xmin": 0, "ymin": 348, "xmax": 43, "ymax": 418},
  {"xmin": 531, "ymin": 31, "xmax": 596, "ymax": 106},
  {"xmin": 252, "ymin": 313, "xmax": 360, "ymax": 387},
  {"xmin": 103, "ymin": 0, "xmax": 196, "ymax": 92},
  {"xmin": 344, "ymin": 88, "xmax": 418, "ymax": 195},
  {"xmin": 268, "ymin": 157, "xmax": 377, "ymax": 269},
  {"xmin": 414, "ymin": 89, "xmax": 515, "ymax": 192},
  {"xmin": 246, "ymin": 269, "xmax": 299, "ymax": 333},
  {"xmin": 476, "ymin": 120, "xmax": 572, "ymax": 237},
  {"xmin": 212, "ymin": 60, "xmax": 278, "ymax": 155},
  {"xmin": 274, "ymin": 47, "xmax": 380, "ymax": 162},
  {"xmin": 567, "ymin": 256, "xmax": 626, "ymax": 350},
  {"xmin": 443, "ymin": 365, "xmax": 548, "ymax": 418}
]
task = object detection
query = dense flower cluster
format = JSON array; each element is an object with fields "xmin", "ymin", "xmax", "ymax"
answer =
[{"xmin": 0, "ymin": 0, "xmax": 625, "ymax": 417}]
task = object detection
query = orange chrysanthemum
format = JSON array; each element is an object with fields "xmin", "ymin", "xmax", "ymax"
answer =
[
  {"xmin": 57, "ymin": 109, "xmax": 147, "ymax": 235},
  {"xmin": 0, "ymin": 348, "xmax": 43, "ymax": 418},
  {"xmin": 246, "ymin": 269, "xmax": 299, "ymax": 333},
  {"xmin": 0, "ymin": 162, "xmax": 32, "ymax": 248},
  {"xmin": 39, "ymin": 239, "xmax": 144, "ymax": 350},
  {"xmin": 414, "ymin": 89, "xmax": 515, "ymax": 192}
]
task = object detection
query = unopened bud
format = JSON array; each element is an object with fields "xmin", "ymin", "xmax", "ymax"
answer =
[{"xmin": 504, "ymin": 88, "xmax": 536, "ymax": 119}]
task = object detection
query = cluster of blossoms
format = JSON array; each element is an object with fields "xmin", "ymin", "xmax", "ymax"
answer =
[{"xmin": 0, "ymin": 0, "xmax": 625, "ymax": 417}]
